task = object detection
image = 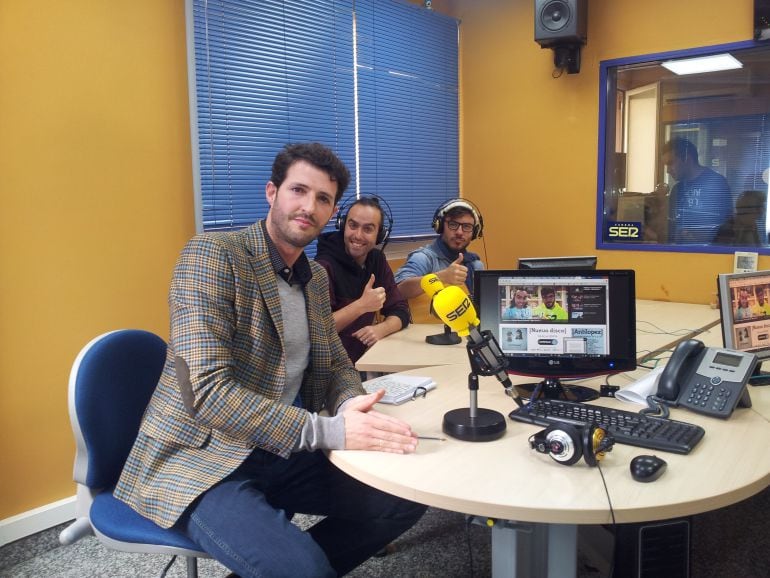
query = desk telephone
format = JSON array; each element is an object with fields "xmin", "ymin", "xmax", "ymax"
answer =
[{"xmin": 657, "ymin": 339, "xmax": 755, "ymax": 418}]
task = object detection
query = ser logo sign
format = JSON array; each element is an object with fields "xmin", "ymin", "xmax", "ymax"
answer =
[
  {"xmin": 607, "ymin": 221, "xmax": 642, "ymax": 240},
  {"xmin": 445, "ymin": 296, "xmax": 472, "ymax": 321}
]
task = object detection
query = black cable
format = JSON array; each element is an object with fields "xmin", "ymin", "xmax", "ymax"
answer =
[
  {"xmin": 159, "ymin": 555, "xmax": 177, "ymax": 578},
  {"xmin": 464, "ymin": 514, "xmax": 476, "ymax": 578},
  {"xmin": 596, "ymin": 463, "xmax": 617, "ymax": 578},
  {"xmin": 640, "ymin": 394, "xmax": 671, "ymax": 418},
  {"xmin": 635, "ymin": 320, "xmax": 698, "ymax": 336}
]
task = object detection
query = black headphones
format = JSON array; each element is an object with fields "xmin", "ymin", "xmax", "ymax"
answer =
[
  {"xmin": 431, "ymin": 198, "xmax": 484, "ymax": 240},
  {"xmin": 529, "ymin": 423, "xmax": 615, "ymax": 467},
  {"xmin": 335, "ymin": 195, "xmax": 394, "ymax": 246}
]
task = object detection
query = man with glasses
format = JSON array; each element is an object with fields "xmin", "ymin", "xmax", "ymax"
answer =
[{"xmin": 395, "ymin": 199, "xmax": 485, "ymax": 298}]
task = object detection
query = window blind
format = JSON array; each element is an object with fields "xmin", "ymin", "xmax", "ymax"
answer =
[{"xmin": 188, "ymin": 0, "xmax": 458, "ymax": 239}]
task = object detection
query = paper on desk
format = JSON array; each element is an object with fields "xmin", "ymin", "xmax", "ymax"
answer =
[
  {"xmin": 615, "ymin": 366, "xmax": 665, "ymax": 406},
  {"xmin": 362, "ymin": 374, "xmax": 437, "ymax": 404}
]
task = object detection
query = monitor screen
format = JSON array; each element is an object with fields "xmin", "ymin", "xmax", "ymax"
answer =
[
  {"xmin": 474, "ymin": 269, "xmax": 636, "ymax": 401},
  {"xmin": 518, "ymin": 255, "xmax": 598, "ymax": 270},
  {"xmin": 717, "ymin": 270, "xmax": 770, "ymax": 378}
]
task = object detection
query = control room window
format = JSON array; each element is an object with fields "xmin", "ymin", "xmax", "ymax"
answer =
[{"xmin": 597, "ymin": 40, "xmax": 770, "ymax": 254}]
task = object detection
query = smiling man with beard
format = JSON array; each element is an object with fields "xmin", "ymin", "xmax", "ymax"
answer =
[{"xmin": 315, "ymin": 196, "xmax": 410, "ymax": 364}]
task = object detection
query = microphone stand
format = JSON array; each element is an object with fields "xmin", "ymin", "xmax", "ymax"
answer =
[
  {"xmin": 425, "ymin": 298, "xmax": 461, "ymax": 345},
  {"xmin": 442, "ymin": 327, "xmax": 511, "ymax": 442},
  {"xmin": 425, "ymin": 323, "xmax": 461, "ymax": 345}
]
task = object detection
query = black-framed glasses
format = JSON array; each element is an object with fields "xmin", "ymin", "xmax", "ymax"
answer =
[{"xmin": 446, "ymin": 220, "xmax": 474, "ymax": 233}]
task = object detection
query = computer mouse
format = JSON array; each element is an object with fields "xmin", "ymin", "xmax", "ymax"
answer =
[{"xmin": 630, "ymin": 454, "xmax": 667, "ymax": 482}]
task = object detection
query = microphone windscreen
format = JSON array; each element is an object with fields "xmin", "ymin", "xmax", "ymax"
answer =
[
  {"xmin": 432, "ymin": 285, "xmax": 479, "ymax": 336},
  {"xmin": 420, "ymin": 273, "xmax": 445, "ymax": 297}
]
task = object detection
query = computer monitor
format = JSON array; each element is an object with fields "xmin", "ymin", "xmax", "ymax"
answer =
[
  {"xmin": 518, "ymin": 255, "xmax": 598, "ymax": 270},
  {"xmin": 717, "ymin": 269, "xmax": 770, "ymax": 384},
  {"xmin": 474, "ymin": 269, "xmax": 637, "ymax": 401}
]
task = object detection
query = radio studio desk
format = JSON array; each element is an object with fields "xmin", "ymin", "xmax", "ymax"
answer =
[
  {"xmin": 330, "ymin": 365, "xmax": 770, "ymax": 577},
  {"xmin": 335, "ymin": 300, "xmax": 767, "ymax": 577}
]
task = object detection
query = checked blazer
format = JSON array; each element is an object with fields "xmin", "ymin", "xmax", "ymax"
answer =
[{"xmin": 114, "ymin": 221, "xmax": 364, "ymax": 529}]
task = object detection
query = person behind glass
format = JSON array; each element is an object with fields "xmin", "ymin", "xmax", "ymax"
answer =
[
  {"xmin": 532, "ymin": 286, "xmax": 568, "ymax": 321},
  {"xmin": 315, "ymin": 197, "xmax": 410, "ymax": 364},
  {"xmin": 713, "ymin": 190, "xmax": 767, "ymax": 246},
  {"xmin": 114, "ymin": 143, "xmax": 426, "ymax": 578},
  {"xmin": 735, "ymin": 288, "xmax": 754, "ymax": 321},
  {"xmin": 395, "ymin": 199, "xmax": 485, "ymax": 298},
  {"xmin": 753, "ymin": 285, "xmax": 770, "ymax": 317},
  {"xmin": 502, "ymin": 288, "xmax": 532, "ymax": 320},
  {"xmin": 661, "ymin": 137, "xmax": 731, "ymax": 243}
]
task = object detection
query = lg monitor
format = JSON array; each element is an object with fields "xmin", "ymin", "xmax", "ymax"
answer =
[
  {"xmin": 518, "ymin": 255, "xmax": 598, "ymax": 270},
  {"xmin": 717, "ymin": 269, "xmax": 770, "ymax": 384},
  {"xmin": 474, "ymin": 269, "xmax": 637, "ymax": 401}
]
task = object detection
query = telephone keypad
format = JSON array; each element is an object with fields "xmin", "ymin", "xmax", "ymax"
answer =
[{"xmin": 687, "ymin": 380, "xmax": 735, "ymax": 416}]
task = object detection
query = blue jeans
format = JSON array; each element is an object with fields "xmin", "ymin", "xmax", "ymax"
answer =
[{"xmin": 177, "ymin": 448, "xmax": 426, "ymax": 577}]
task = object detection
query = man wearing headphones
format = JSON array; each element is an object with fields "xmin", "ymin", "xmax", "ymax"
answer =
[
  {"xmin": 316, "ymin": 197, "xmax": 410, "ymax": 364},
  {"xmin": 395, "ymin": 199, "xmax": 485, "ymax": 298}
]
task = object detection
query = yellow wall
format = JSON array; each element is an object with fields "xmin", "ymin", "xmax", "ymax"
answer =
[
  {"xmin": 443, "ymin": 0, "xmax": 767, "ymax": 303},
  {"xmin": 0, "ymin": 0, "xmax": 764, "ymax": 523},
  {"xmin": 0, "ymin": 2, "xmax": 194, "ymax": 519}
]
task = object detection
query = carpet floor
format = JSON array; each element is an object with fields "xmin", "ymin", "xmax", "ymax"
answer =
[{"xmin": 1, "ymin": 487, "xmax": 768, "ymax": 577}]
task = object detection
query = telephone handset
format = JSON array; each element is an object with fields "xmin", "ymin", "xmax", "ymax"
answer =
[{"xmin": 657, "ymin": 339, "xmax": 755, "ymax": 419}]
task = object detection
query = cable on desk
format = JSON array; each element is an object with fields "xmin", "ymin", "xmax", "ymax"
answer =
[
  {"xmin": 637, "ymin": 352, "xmax": 673, "ymax": 370},
  {"xmin": 640, "ymin": 394, "xmax": 671, "ymax": 418},
  {"xmin": 635, "ymin": 320, "xmax": 699, "ymax": 337}
]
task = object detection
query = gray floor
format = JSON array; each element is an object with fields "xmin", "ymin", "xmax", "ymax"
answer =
[{"xmin": 1, "ymin": 488, "xmax": 768, "ymax": 577}]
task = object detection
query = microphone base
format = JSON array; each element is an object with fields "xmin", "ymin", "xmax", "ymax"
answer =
[
  {"xmin": 442, "ymin": 408, "xmax": 506, "ymax": 442},
  {"xmin": 426, "ymin": 331, "xmax": 461, "ymax": 345}
]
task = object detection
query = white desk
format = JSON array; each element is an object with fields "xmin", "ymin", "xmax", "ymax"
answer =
[
  {"xmin": 330, "ymin": 365, "xmax": 770, "ymax": 577},
  {"xmin": 355, "ymin": 324, "xmax": 465, "ymax": 373},
  {"xmin": 356, "ymin": 300, "xmax": 721, "ymax": 372}
]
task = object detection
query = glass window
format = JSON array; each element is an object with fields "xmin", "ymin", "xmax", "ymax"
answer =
[{"xmin": 597, "ymin": 41, "xmax": 770, "ymax": 253}]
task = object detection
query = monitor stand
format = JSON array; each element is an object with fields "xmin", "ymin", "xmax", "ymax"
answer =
[
  {"xmin": 749, "ymin": 362, "xmax": 770, "ymax": 386},
  {"xmin": 514, "ymin": 377, "xmax": 599, "ymax": 403},
  {"xmin": 425, "ymin": 324, "xmax": 461, "ymax": 346}
]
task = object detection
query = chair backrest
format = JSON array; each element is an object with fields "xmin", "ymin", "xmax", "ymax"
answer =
[{"xmin": 68, "ymin": 329, "xmax": 167, "ymax": 490}]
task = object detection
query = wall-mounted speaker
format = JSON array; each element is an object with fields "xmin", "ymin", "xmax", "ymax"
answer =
[{"xmin": 534, "ymin": 0, "xmax": 587, "ymax": 48}]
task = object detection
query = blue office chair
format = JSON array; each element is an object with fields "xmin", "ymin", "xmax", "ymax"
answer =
[{"xmin": 59, "ymin": 329, "xmax": 209, "ymax": 578}]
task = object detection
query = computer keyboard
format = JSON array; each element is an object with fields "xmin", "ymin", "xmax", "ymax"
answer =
[{"xmin": 509, "ymin": 399, "xmax": 705, "ymax": 455}]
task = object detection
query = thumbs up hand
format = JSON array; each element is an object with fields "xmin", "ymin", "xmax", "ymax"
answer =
[
  {"xmin": 358, "ymin": 274, "xmax": 386, "ymax": 313},
  {"xmin": 438, "ymin": 254, "xmax": 468, "ymax": 288}
]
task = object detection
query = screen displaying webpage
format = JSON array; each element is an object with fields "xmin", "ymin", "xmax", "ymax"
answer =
[
  {"xmin": 726, "ymin": 275, "xmax": 770, "ymax": 353},
  {"xmin": 496, "ymin": 275, "xmax": 610, "ymax": 356}
]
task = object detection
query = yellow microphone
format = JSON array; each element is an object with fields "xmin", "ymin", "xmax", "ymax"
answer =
[
  {"xmin": 420, "ymin": 273, "xmax": 445, "ymax": 297},
  {"xmin": 419, "ymin": 277, "xmax": 520, "ymax": 441},
  {"xmin": 430, "ymin": 284, "xmax": 479, "ymax": 337}
]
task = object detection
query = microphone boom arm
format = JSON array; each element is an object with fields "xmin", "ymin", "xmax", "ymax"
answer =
[{"xmin": 466, "ymin": 326, "xmax": 524, "ymax": 407}]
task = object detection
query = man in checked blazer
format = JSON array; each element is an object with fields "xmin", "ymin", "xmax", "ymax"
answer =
[{"xmin": 115, "ymin": 143, "xmax": 426, "ymax": 577}]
